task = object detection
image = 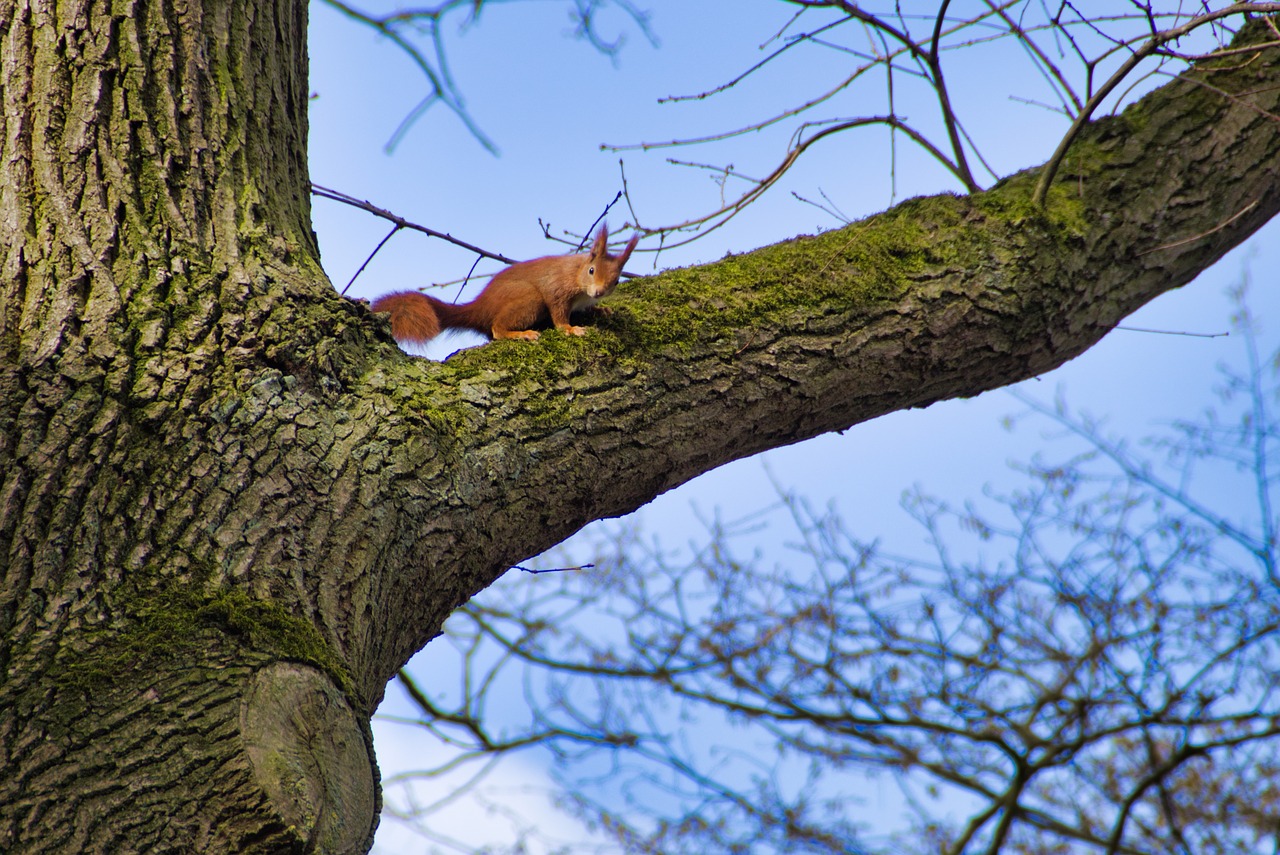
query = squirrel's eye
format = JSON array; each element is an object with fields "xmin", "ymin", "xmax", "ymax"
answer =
[{"xmin": 588, "ymin": 266, "xmax": 595, "ymax": 275}]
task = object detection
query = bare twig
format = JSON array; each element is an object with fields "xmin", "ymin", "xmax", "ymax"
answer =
[
  {"xmin": 599, "ymin": 4, "xmax": 1278, "ymax": 247},
  {"xmin": 321, "ymin": 0, "xmax": 655, "ymax": 151},
  {"xmin": 1032, "ymin": 4, "xmax": 1280, "ymax": 205},
  {"xmin": 340, "ymin": 224, "xmax": 401, "ymax": 295},
  {"xmin": 320, "ymin": 0, "xmax": 497, "ymax": 153},
  {"xmin": 578, "ymin": 191, "xmax": 625, "ymax": 251},
  {"xmin": 311, "ymin": 182, "xmax": 517, "ymax": 266},
  {"xmin": 514, "ymin": 563, "xmax": 595, "ymax": 575},
  {"xmin": 1114, "ymin": 325, "xmax": 1229, "ymax": 338},
  {"xmin": 1137, "ymin": 198, "xmax": 1261, "ymax": 254}
]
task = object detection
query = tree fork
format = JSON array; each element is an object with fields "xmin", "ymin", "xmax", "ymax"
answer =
[{"xmin": 0, "ymin": 4, "xmax": 1277, "ymax": 854}]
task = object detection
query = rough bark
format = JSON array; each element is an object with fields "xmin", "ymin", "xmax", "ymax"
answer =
[
  {"xmin": 0, "ymin": 0, "xmax": 377, "ymax": 851},
  {"xmin": 0, "ymin": 2, "xmax": 1277, "ymax": 853}
]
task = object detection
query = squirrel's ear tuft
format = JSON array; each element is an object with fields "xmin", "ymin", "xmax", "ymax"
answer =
[
  {"xmin": 617, "ymin": 233, "xmax": 639, "ymax": 266},
  {"xmin": 591, "ymin": 224, "xmax": 609, "ymax": 256}
]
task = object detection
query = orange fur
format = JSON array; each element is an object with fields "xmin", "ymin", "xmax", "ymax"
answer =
[{"xmin": 371, "ymin": 225, "xmax": 638, "ymax": 344}]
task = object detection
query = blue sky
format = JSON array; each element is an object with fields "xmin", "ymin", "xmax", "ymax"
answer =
[{"xmin": 305, "ymin": 3, "xmax": 1280, "ymax": 850}]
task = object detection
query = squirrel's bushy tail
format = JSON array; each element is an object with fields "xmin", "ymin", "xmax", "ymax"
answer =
[
  {"xmin": 372, "ymin": 291, "xmax": 494, "ymax": 343},
  {"xmin": 370, "ymin": 292, "xmax": 442, "ymax": 343}
]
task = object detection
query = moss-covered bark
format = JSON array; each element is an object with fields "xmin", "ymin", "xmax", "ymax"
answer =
[
  {"xmin": 0, "ymin": 3, "xmax": 1277, "ymax": 853},
  {"xmin": 0, "ymin": 0, "xmax": 379, "ymax": 851}
]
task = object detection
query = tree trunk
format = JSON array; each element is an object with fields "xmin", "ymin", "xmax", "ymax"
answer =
[
  {"xmin": 0, "ymin": 0, "xmax": 376, "ymax": 851},
  {"xmin": 0, "ymin": 2, "xmax": 1277, "ymax": 851}
]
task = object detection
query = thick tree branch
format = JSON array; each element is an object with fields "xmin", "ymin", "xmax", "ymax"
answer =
[
  {"xmin": 356, "ymin": 20, "xmax": 1280, "ymax": 686},
  {"xmin": 1, "ymin": 4, "xmax": 1277, "ymax": 850}
]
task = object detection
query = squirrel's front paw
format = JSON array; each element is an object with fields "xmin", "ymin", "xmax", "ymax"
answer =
[{"xmin": 497, "ymin": 329, "xmax": 541, "ymax": 341}]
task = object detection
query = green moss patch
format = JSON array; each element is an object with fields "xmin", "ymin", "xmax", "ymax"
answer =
[
  {"xmin": 57, "ymin": 579, "xmax": 352, "ymax": 701},
  {"xmin": 374, "ymin": 167, "xmax": 1089, "ymax": 435}
]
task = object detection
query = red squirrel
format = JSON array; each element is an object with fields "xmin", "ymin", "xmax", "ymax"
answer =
[{"xmin": 372, "ymin": 225, "xmax": 639, "ymax": 344}]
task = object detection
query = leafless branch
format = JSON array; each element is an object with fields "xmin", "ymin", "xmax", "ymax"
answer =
[
  {"xmin": 1033, "ymin": 4, "xmax": 1280, "ymax": 204},
  {"xmin": 391, "ymin": 286, "xmax": 1280, "ymax": 854},
  {"xmin": 320, "ymin": 0, "xmax": 655, "ymax": 151},
  {"xmin": 602, "ymin": 3, "xmax": 1279, "ymax": 244},
  {"xmin": 312, "ymin": 182, "xmax": 517, "ymax": 267}
]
